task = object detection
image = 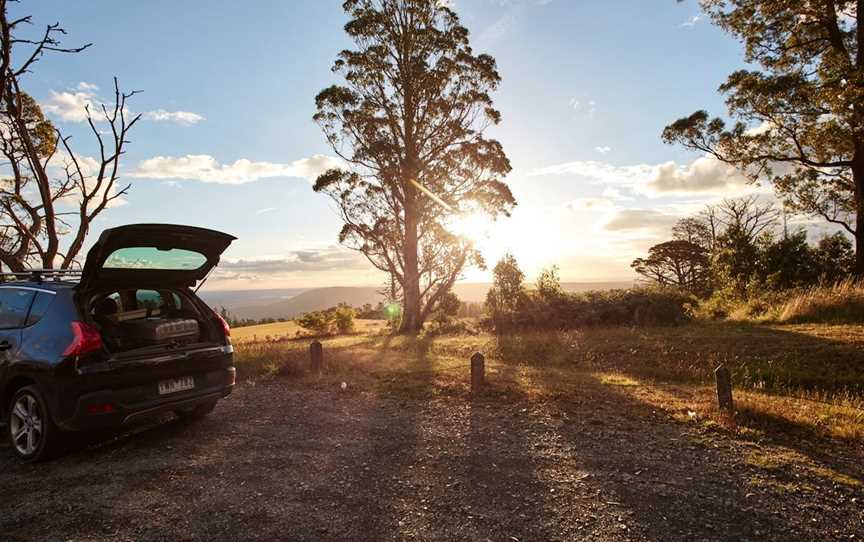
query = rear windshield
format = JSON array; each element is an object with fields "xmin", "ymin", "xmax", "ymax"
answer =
[{"xmin": 103, "ymin": 247, "xmax": 207, "ymax": 270}]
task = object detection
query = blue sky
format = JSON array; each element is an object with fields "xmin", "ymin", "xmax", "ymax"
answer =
[{"xmin": 18, "ymin": 0, "xmax": 817, "ymax": 290}]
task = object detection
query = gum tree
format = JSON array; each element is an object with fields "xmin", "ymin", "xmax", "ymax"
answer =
[
  {"xmin": 663, "ymin": 1, "xmax": 864, "ymax": 273},
  {"xmin": 313, "ymin": 0, "xmax": 515, "ymax": 332}
]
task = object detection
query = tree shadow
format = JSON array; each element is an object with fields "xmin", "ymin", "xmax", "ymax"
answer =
[
  {"xmin": 294, "ymin": 333, "xmax": 560, "ymax": 540},
  {"xmin": 515, "ymin": 364, "xmax": 862, "ymax": 540}
]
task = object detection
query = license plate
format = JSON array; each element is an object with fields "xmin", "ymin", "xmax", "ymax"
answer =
[{"xmin": 158, "ymin": 376, "xmax": 195, "ymax": 395}]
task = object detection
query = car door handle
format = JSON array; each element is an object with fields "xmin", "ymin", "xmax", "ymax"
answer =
[{"xmin": 0, "ymin": 341, "xmax": 12, "ymax": 351}]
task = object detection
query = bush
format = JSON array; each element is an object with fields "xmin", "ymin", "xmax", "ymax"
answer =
[
  {"xmin": 492, "ymin": 286, "xmax": 693, "ymax": 331},
  {"xmin": 334, "ymin": 305, "xmax": 356, "ymax": 334},
  {"xmin": 295, "ymin": 311, "xmax": 335, "ymax": 335}
]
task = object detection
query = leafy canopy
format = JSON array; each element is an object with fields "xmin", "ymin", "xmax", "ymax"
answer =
[
  {"xmin": 313, "ymin": 0, "xmax": 515, "ymax": 330},
  {"xmin": 663, "ymin": 0, "xmax": 861, "ymax": 258}
]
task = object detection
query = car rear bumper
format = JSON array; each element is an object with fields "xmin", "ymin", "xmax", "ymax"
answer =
[{"xmin": 58, "ymin": 366, "xmax": 235, "ymax": 431}]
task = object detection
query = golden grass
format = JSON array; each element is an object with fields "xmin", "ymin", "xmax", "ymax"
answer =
[
  {"xmin": 232, "ymin": 323, "xmax": 864, "ymax": 447},
  {"xmin": 777, "ymin": 279, "xmax": 864, "ymax": 324},
  {"xmin": 230, "ymin": 318, "xmax": 387, "ymax": 343}
]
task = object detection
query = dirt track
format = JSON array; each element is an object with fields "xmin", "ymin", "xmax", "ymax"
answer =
[{"xmin": 1, "ymin": 376, "xmax": 862, "ymax": 541}]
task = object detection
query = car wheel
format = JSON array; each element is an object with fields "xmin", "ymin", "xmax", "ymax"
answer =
[
  {"xmin": 174, "ymin": 400, "xmax": 216, "ymax": 421},
  {"xmin": 8, "ymin": 385, "xmax": 63, "ymax": 461}
]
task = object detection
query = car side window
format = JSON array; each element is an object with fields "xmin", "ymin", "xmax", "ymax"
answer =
[
  {"xmin": 0, "ymin": 288, "xmax": 36, "ymax": 329},
  {"xmin": 25, "ymin": 292, "xmax": 56, "ymax": 327},
  {"xmin": 135, "ymin": 290, "xmax": 164, "ymax": 311}
]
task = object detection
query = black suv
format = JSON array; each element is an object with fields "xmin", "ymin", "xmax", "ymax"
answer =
[{"xmin": 1, "ymin": 224, "xmax": 237, "ymax": 461}]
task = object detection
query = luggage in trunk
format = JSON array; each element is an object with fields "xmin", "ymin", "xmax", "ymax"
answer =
[{"xmin": 111, "ymin": 317, "xmax": 201, "ymax": 350}]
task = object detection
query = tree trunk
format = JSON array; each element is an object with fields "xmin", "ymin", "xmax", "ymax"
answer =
[
  {"xmin": 400, "ymin": 184, "xmax": 422, "ymax": 333},
  {"xmin": 855, "ymin": 155, "xmax": 864, "ymax": 276}
]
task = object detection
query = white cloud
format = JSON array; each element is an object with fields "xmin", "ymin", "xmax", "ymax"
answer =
[
  {"xmin": 646, "ymin": 157, "xmax": 750, "ymax": 195},
  {"xmin": 594, "ymin": 146, "xmax": 612, "ymax": 154},
  {"xmin": 680, "ymin": 14, "xmax": 704, "ymax": 28},
  {"xmin": 130, "ymin": 154, "xmax": 345, "ymax": 184},
  {"xmin": 41, "ymin": 90, "xmax": 98, "ymax": 122},
  {"xmin": 256, "ymin": 207, "xmax": 277, "ymax": 215},
  {"xmin": 530, "ymin": 160, "xmax": 653, "ymax": 184},
  {"xmin": 565, "ymin": 197, "xmax": 615, "ymax": 211},
  {"xmin": 569, "ymin": 97, "xmax": 597, "ymax": 118},
  {"xmin": 477, "ymin": 14, "xmax": 515, "ymax": 44},
  {"xmin": 744, "ymin": 120, "xmax": 775, "ymax": 136},
  {"xmin": 604, "ymin": 208, "xmax": 681, "ymax": 234},
  {"xmin": 143, "ymin": 109, "xmax": 206, "ymax": 126},
  {"xmin": 530, "ymin": 155, "xmax": 758, "ymax": 197},
  {"xmin": 47, "ymin": 152, "xmax": 129, "ymax": 208},
  {"xmin": 41, "ymin": 84, "xmax": 204, "ymax": 126},
  {"xmin": 602, "ymin": 186, "xmax": 632, "ymax": 201},
  {"xmin": 214, "ymin": 246, "xmax": 371, "ymax": 281}
]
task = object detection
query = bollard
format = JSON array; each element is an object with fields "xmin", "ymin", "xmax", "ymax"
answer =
[
  {"xmin": 714, "ymin": 364, "xmax": 733, "ymax": 413},
  {"xmin": 471, "ymin": 352, "xmax": 485, "ymax": 394},
  {"xmin": 310, "ymin": 340, "xmax": 323, "ymax": 374}
]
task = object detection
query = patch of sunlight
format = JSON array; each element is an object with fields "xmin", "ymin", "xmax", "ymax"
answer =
[
  {"xmin": 595, "ymin": 372, "xmax": 641, "ymax": 387},
  {"xmin": 810, "ymin": 465, "xmax": 862, "ymax": 488},
  {"xmin": 744, "ymin": 448, "xmax": 862, "ymax": 489}
]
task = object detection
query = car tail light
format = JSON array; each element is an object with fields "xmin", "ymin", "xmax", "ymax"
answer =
[
  {"xmin": 214, "ymin": 312, "xmax": 231, "ymax": 337},
  {"xmin": 86, "ymin": 403, "xmax": 116, "ymax": 415},
  {"xmin": 63, "ymin": 321, "xmax": 104, "ymax": 357}
]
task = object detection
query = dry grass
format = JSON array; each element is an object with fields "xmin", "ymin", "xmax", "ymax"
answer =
[
  {"xmin": 232, "ymin": 322, "xmax": 864, "ymax": 448},
  {"xmin": 230, "ymin": 318, "xmax": 387, "ymax": 343},
  {"xmin": 777, "ymin": 279, "xmax": 864, "ymax": 324}
]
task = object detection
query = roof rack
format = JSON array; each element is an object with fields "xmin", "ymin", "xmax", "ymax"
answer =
[{"xmin": 1, "ymin": 269, "xmax": 82, "ymax": 283}]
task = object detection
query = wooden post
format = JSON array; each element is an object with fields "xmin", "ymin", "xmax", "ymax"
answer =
[
  {"xmin": 714, "ymin": 364, "xmax": 733, "ymax": 413},
  {"xmin": 471, "ymin": 352, "xmax": 485, "ymax": 394},
  {"xmin": 310, "ymin": 340, "xmax": 323, "ymax": 374}
]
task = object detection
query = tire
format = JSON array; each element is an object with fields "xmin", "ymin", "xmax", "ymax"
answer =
[
  {"xmin": 174, "ymin": 400, "xmax": 217, "ymax": 421},
  {"xmin": 7, "ymin": 385, "xmax": 65, "ymax": 462}
]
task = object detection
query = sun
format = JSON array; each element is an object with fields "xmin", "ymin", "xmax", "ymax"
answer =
[{"xmin": 448, "ymin": 212, "xmax": 494, "ymax": 245}]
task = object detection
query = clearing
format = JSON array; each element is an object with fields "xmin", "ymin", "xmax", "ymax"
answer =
[
  {"xmin": 229, "ymin": 318, "xmax": 387, "ymax": 343},
  {"xmin": 1, "ymin": 322, "xmax": 862, "ymax": 541}
]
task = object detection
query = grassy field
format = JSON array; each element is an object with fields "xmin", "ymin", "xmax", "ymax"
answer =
[
  {"xmin": 230, "ymin": 318, "xmax": 388, "ymax": 343},
  {"xmin": 233, "ymin": 321, "xmax": 864, "ymax": 444},
  {"xmin": 4, "ymin": 320, "xmax": 861, "ymax": 540}
]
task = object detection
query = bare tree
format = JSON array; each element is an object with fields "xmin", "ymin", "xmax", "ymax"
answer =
[
  {"xmin": 0, "ymin": 2, "xmax": 139, "ymax": 271},
  {"xmin": 673, "ymin": 195, "xmax": 779, "ymax": 255}
]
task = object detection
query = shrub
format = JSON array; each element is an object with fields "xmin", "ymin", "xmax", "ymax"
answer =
[
  {"xmin": 295, "ymin": 311, "xmax": 335, "ymax": 335},
  {"xmin": 334, "ymin": 305, "xmax": 357, "ymax": 334},
  {"xmin": 492, "ymin": 286, "xmax": 693, "ymax": 331},
  {"xmin": 431, "ymin": 291, "xmax": 461, "ymax": 325}
]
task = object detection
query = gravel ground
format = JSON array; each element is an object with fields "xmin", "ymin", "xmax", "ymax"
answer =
[{"xmin": 1, "ymin": 376, "xmax": 862, "ymax": 541}]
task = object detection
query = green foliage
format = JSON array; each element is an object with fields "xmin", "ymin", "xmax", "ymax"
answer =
[
  {"xmin": 334, "ymin": 305, "xmax": 357, "ymax": 334},
  {"xmin": 662, "ymin": 0, "xmax": 862, "ymax": 271},
  {"xmin": 491, "ymin": 286, "xmax": 694, "ymax": 331},
  {"xmin": 813, "ymin": 233, "xmax": 855, "ymax": 283},
  {"xmin": 634, "ymin": 196, "xmax": 857, "ymax": 321},
  {"xmin": 295, "ymin": 304, "xmax": 359, "ymax": 336},
  {"xmin": 485, "ymin": 253, "xmax": 526, "ymax": 320},
  {"xmin": 313, "ymin": 0, "xmax": 515, "ymax": 331},
  {"xmin": 295, "ymin": 311, "xmax": 335, "ymax": 335},
  {"xmin": 631, "ymin": 240, "xmax": 710, "ymax": 295},
  {"xmin": 431, "ymin": 291, "xmax": 461, "ymax": 325},
  {"xmin": 535, "ymin": 265, "xmax": 563, "ymax": 299}
]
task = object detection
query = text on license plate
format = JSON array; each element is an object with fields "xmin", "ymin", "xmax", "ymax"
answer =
[{"xmin": 158, "ymin": 376, "xmax": 195, "ymax": 395}]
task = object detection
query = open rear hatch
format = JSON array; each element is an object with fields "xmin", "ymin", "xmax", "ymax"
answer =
[{"xmin": 81, "ymin": 223, "xmax": 236, "ymax": 289}]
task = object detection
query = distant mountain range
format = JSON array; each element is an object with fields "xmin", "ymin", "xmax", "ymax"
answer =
[{"xmin": 202, "ymin": 281, "xmax": 634, "ymax": 320}]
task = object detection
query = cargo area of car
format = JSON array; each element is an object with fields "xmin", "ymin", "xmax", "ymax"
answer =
[{"xmin": 86, "ymin": 287, "xmax": 223, "ymax": 357}]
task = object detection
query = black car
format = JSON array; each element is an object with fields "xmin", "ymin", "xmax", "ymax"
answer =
[{"xmin": 1, "ymin": 224, "xmax": 237, "ymax": 461}]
